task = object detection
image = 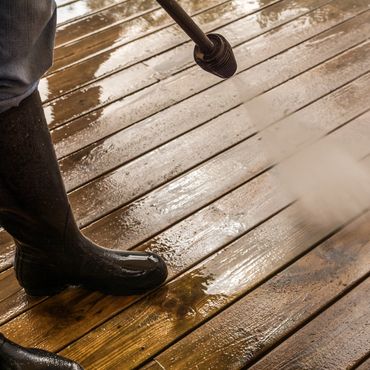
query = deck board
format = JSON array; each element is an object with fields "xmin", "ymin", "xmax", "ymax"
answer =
[
  {"xmin": 149, "ymin": 212, "xmax": 370, "ymax": 369},
  {"xmin": 250, "ymin": 277, "xmax": 370, "ymax": 370},
  {"xmin": 0, "ymin": 0, "xmax": 369, "ymax": 369}
]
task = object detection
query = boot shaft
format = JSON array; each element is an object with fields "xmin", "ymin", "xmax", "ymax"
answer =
[{"xmin": 0, "ymin": 91, "xmax": 76, "ymax": 243}]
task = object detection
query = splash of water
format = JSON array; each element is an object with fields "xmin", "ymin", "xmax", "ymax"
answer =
[{"xmin": 233, "ymin": 75, "xmax": 370, "ymax": 229}]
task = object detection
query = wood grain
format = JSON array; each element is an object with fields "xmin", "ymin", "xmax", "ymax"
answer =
[
  {"xmin": 44, "ymin": 0, "xmax": 328, "ymax": 125},
  {"xmin": 250, "ymin": 277, "xmax": 370, "ymax": 370},
  {"xmin": 57, "ymin": 0, "xmax": 128, "ymax": 25},
  {"xmin": 151, "ymin": 213, "xmax": 370, "ymax": 370},
  {"xmin": 62, "ymin": 208, "xmax": 370, "ymax": 369},
  {"xmin": 41, "ymin": 0, "xmax": 305, "ymax": 101},
  {"xmin": 49, "ymin": 4, "xmax": 370, "ymax": 158}
]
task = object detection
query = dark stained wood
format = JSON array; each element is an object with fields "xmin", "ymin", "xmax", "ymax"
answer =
[
  {"xmin": 60, "ymin": 209, "xmax": 370, "ymax": 369},
  {"xmin": 0, "ymin": 170, "xmax": 289, "ymax": 345},
  {"xmin": 0, "ymin": 1, "xmax": 369, "ymax": 368},
  {"xmin": 250, "ymin": 278, "xmax": 370, "ymax": 370},
  {"xmin": 0, "ymin": 75, "xmax": 369, "ymax": 275},
  {"xmin": 150, "ymin": 212, "xmax": 370, "ymax": 370}
]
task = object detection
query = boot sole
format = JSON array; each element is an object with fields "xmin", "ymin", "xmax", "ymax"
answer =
[{"xmin": 23, "ymin": 284, "xmax": 68, "ymax": 297}]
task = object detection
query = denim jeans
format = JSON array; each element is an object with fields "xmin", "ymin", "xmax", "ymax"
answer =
[{"xmin": 0, "ymin": 1, "xmax": 56, "ymax": 113}]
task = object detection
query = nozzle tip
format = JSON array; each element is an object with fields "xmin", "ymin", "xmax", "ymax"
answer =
[{"xmin": 194, "ymin": 33, "xmax": 237, "ymax": 79}]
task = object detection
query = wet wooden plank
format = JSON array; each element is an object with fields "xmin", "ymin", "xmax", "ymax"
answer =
[
  {"xmin": 49, "ymin": 3, "xmax": 370, "ymax": 157},
  {"xmin": 151, "ymin": 212, "xmax": 370, "ymax": 370},
  {"xmin": 57, "ymin": 14, "xmax": 370, "ymax": 195},
  {"xmin": 44, "ymin": 0, "xmax": 335, "ymax": 127},
  {"xmin": 0, "ymin": 268, "xmax": 46, "ymax": 325},
  {"xmin": 0, "ymin": 231, "xmax": 14, "ymax": 272},
  {"xmin": 55, "ymin": 0, "xmax": 161, "ymax": 47},
  {"xmin": 250, "ymin": 278, "xmax": 370, "ymax": 370},
  {"xmin": 0, "ymin": 169, "xmax": 289, "ymax": 348},
  {"xmin": 0, "ymin": 114, "xmax": 368, "ymax": 347},
  {"xmin": 65, "ymin": 75, "xmax": 370, "ymax": 231},
  {"xmin": 140, "ymin": 361, "xmax": 163, "ymax": 370},
  {"xmin": 60, "ymin": 207, "xmax": 370, "ymax": 369},
  {"xmin": 71, "ymin": 109, "xmax": 370, "ymax": 252},
  {"xmin": 0, "ymin": 71, "xmax": 369, "ymax": 275},
  {"xmin": 57, "ymin": 0, "xmax": 127, "ymax": 25},
  {"xmin": 41, "ymin": 1, "xmax": 284, "ymax": 109},
  {"xmin": 53, "ymin": 0, "xmax": 229, "ymax": 72},
  {"xmin": 40, "ymin": 0, "xmax": 325, "ymax": 102}
]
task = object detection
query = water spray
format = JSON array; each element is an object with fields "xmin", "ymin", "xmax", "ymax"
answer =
[{"xmin": 156, "ymin": 0, "xmax": 238, "ymax": 79}]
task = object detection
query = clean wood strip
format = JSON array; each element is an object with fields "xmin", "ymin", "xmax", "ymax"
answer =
[
  {"xmin": 57, "ymin": 15, "xmax": 370, "ymax": 193},
  {"xmin": 60, "ymin": 208, "xmax": 370, "ymax": 369},
  {"xmin": 151, "ymin": 212, "xmax": 370, "ymax": 370},
  {"xmin": 1, "ymin": 114, "xmax": 368, "ymax": 348},
  {"xmin": 42, "ymin": 0, "xmax": 287, "ymax": 104},
  {"xmin": 49, "ymin": 3, "xmax": 370, "ymax": 157},
  {"xmin": 41, "ymin": 0, "xmax": 328, "ymax": 102},
  {"xmin": 52, "ymin": 0, "xmax": 229, "ymax": 72},
  {"xmin": 77, "ymin": 111, "xmax": 370, "ymax": 252},
  {"xmin": 44, "ymin": 0, "xmax": 336, "ymax": 128},
  {"xmin": 57, "ymin": 0, "xmax": 128, "ymax": 25},
  {"xmin": 65, "ymin": 73, "xmax": 370, "ymax": 229},
  {"xmin": 250, "ymin": 278, "xmax": 370, "ymax": 370},
  {"xmin": 42, "ymin": 0, "xmax": 279, "ymax": 102},
  {"xmin": 55, "ymin": 0, "xmax": 162, "ymax": 47},
  {"xmin": 43, "ymin": 0, "xmax": 242, "ymax": 103}
]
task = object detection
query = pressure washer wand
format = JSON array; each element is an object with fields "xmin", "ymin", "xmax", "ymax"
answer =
[{"xmin": 156, "ymin": 0, "xmax": 237, "ymax": 79}]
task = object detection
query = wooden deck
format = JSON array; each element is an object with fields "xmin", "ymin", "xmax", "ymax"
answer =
[{"xmin": 1, "ymin": 0, "xmax": 370, "ymax": 368}]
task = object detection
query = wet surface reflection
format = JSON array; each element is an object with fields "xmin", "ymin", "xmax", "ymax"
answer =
[
  {"xmin": 41, "ymin": 0, "xmax": 277, "ymax": 111},
  {"xmin": 57, "ymin": 0, "xmax": 122, "ymax": 24},
  {"xmin": 0, "ymin": 0, "xmax": 369, "ymax": 368}
]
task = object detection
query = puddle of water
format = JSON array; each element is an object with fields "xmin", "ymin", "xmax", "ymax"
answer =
[{"xmin": 233, "ymin": 75, "xmax": 370, "ymax": 230}]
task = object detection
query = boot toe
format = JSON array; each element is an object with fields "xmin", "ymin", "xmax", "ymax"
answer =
[
  {"xmin": 80, "ymin": 247, "xmax": 168, "ymax": 296},
  {"xmin": 117, "ymin": 251, "xmax": 168, "ymax": 294}
]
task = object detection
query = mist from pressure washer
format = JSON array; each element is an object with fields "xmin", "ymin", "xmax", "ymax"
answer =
[{"xmin": 234, "ymin": 76, "xmax": 370, "ymax": 230}]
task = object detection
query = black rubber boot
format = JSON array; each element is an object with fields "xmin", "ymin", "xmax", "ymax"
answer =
[
  {"xmin": 0, "ymin": 91, "xmax": 168, "ymax": 296},
  {"xmin": 0, "ymin": 333, "xmax": 83, "ymax": 369}
]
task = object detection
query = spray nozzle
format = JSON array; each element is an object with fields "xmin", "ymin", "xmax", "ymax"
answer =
[{"xmin": 194, "ymin": 34, "xmax": 237, "ymax": 79}]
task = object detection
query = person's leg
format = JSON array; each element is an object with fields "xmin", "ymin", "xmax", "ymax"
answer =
[
  {"xmin": 0, "ymin": 90, "xmax": 167, "ymax": 296},
  {"xmin": 0, "ymin": 1, "xmax": 167, "ymax": 368},
  {"xmin": 0, "ymin": 0, "xmax": 56, "ymax": 113}
]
